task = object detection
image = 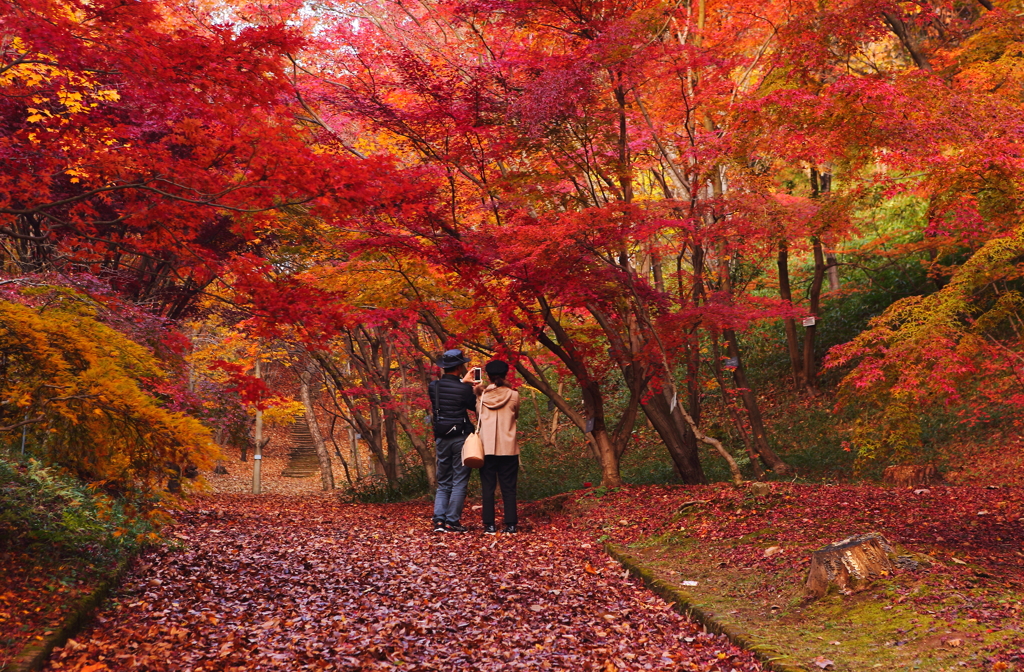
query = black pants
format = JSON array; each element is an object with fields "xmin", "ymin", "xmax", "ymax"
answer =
[{"xmin": 480, "ymin": 455, "xmax": 519, "ymax": 526}]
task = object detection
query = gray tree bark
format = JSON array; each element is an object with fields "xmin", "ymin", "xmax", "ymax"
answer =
[{"xmin": 300, "ymin": 365, "xmax": 335, "ymax": 491}]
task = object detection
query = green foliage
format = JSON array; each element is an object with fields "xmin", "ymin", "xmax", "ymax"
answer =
[
  {"xmin": 350, "ymin": 466, "xmax": 430, "ymax": 503},
  {"xmin": 0, "ymin": 456, "xmax": 158, "ymax": 561}
]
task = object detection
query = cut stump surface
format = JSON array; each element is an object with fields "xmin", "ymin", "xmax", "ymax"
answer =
[{"xmin": 805, "ymin": 532, "xmax": 894, "ymax": 599}]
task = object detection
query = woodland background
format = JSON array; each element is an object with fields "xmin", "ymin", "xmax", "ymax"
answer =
[{"xmin": 2, "ymin": 0, "xmax": 1024, "ymax": 560}]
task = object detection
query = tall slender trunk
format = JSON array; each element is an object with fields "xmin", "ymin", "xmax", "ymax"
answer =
[
  {"xmin": 724, "ymin": 329, "xmax": 793, "ymax": 475},
  {"xmin": 327, "ymin": 416, "xmax": 355, "ymax": 488},
  {"xmin": 826, "ymin": 253, "xmax": 840, "ymax": 292},
  {"xmin": 384, "ymin": 410, "xmax": 402, "ymax": 481},
  {"xmin": 547, "ymin": 382, "xmax": 564, "ymax": 448},
  {"xmin": 802, "ymin": 237, "xmax": 826, "ymax": 394},
  {"xmin": 300, "ymin": 366, "xmax": 335, "ymax": 491},
  {"xmin": 684, "ymin": 244, "xmax": 705, "ymax": 473},
  {"xmin": 778, "ymin": 240, "xmax": 804, "ymax": 388},
  {"xmin": 801, "ymin": 168, "xmax": 830, "ymax": 395},
  {"xmin": 350, "ymin": 426, "xmax": 363, "ymax": 479},
  {"xmin": 710, "ymin": 334, "xmax": 763, "ymax": 478}
]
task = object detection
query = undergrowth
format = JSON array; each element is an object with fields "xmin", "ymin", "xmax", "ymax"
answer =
[
  {"xmin": 0, "ymin": 455, "xmax": 158, "ymax": 562},
  {"xmin": 349, "ymin": 465, "xmax": 431, "ymax": 503}
]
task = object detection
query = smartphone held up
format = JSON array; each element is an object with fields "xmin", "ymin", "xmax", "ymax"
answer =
[{"xmin": 471, "ymin": 367, "xmax": 482, "ymax": 383}]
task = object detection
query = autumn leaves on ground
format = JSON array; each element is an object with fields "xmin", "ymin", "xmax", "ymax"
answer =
[
  {"xmin": 11, "ymin": 475, "xmax": 1024, "ymax": 672},
  {"xmin": 42, "ymin": 495, "xmax": 761, "ymax": 672}
]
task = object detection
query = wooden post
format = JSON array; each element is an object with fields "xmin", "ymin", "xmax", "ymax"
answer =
[{"xmin": 252, "ymin": 358, "xmax": 263, "ymax": 495}]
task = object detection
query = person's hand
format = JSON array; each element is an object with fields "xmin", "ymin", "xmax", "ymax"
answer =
[{"xmin": 461, "ymin": 370, "xmax": 475, "ymax": 384}]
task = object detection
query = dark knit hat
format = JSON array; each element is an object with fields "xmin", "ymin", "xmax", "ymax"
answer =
[{"xmin": 484, "ymin": 360, "xmax": 509, "ymax": 377}]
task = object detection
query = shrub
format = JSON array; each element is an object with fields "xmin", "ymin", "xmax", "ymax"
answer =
[{"xmin": 0, "ymin": 457, "xmax": 161, "ymax": 561}]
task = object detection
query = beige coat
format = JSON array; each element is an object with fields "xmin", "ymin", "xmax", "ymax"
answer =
[{"xmin": 476, "ymin": 385, "xmax": 520, "ymax": 456}]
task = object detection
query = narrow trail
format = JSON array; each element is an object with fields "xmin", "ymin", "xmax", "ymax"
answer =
[{"xmin": 45, "ymin": 495, "xmax": 763, "ymax": 671}]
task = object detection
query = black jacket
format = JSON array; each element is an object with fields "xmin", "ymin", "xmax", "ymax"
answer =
[{"xmin": 429, "ymin": 375, "xmax": 476, "ymax": 437}]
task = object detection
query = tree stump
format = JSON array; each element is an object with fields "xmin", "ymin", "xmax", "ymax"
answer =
[
  {"xmin": 805, "ymin": 533, "xmax": 894, "ymax": 599},
  {"xmin": 883, "ymin": 464, "xmax": 942, "ymax": 488}
]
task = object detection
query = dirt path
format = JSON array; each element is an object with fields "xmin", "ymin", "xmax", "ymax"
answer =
[{"xmin": 44, "ymin": 495, "xmax": 763, "ymax": 671}]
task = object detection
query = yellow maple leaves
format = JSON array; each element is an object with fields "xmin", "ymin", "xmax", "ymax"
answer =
[{"xmin": 0, "ymin": 295, "xmax": 218, "ymax": 497}]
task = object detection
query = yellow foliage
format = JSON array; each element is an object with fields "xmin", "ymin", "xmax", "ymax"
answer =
[
  {"xmin": 0, "ymin": 299, "xmax": 218, "ymax": 497},
  {"xmin": 262, "ymin": 400, "xmax": 305, "ymax": 427}
]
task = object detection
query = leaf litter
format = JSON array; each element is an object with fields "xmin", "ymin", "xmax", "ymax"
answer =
[{"xmin": 45, "ymin": 494, "xmax": 763, "ymax": 671}]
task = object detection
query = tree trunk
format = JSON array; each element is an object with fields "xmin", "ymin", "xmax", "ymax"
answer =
[
  {"xmin": 502, "ymin": 309, "xmax": 628, "ymax": 488},
  {"xmin": 803, "ymin": 237, "xmax": 826, "ymax": 394},
  {"xmin": 384, "ymin": 409, "xmax": 402, "ymax": 481},
  {"xmin": 710, "ymin": 335, "xmax": 764, "ymax": 479},
  {"xmin": 778, "ymin": 240, "xmax": 804, "ymax": 388},
  {"xmin": 826, "ymin": 253, "xmax": 840, "ymax": 292},
  {"xmin": 882, "ymin": 11, "xmax": 933, "ymax": 71},
  {"xmin": 724, "ymin": 329, "xmax": 793, "ymax": 475},
  {"xmin": 591, "ymin": 428, "xmax": 624, "ymax": 488},
  {"xmin": 350, "ymin": 426, "xmax": 363, "ymax": 479},
  {"xmin": 299, "ymin": 367, "xmax": 334, "ymax": 491},
  {"xmin": 640, "ymin": 390, "xmax": 707, "ymax": 484},
  {"xmin": 327, "ymin": 416, "xmax": 355, "ymax": 488}
]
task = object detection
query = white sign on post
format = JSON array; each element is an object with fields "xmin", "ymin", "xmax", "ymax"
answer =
[{"xmin": 802, "ymin": 316, "xmax": 816, "ymax": 327}]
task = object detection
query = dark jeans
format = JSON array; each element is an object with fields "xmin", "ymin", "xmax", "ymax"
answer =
[
  {"xmin": 480, "ymin": 455, "xmax": 519, "ymax": 526},
  {"xmin": 433, "ymin": 433, "xmax": 471, "ymax": 524}
]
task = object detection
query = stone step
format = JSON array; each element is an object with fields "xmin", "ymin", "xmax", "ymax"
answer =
[{"xmin": 281, "ymin": 415, "xmax": 321, "ymax": 478}]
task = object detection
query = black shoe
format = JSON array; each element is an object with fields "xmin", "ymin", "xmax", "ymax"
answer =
[
  {"xmin": 432, "ymin": 518, "xmax": 446, "ymax": 532},
  {"xmin": 503, "ymin": 525, "xmax": 518, "ymax": 534},
  {"xmin": 446, "ymin": 521, "xmax": 468, "ymax": 533},
  {"xmin": 483, "ymin": 524, "xmax": 498, "ymax": 535}
]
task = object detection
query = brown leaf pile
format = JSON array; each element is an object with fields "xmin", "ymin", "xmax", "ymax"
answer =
[{"xmin": 45, "ymin": 495, "xmax": 763, "ymax": 671}]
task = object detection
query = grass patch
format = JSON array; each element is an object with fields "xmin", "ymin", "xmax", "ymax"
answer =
[
  {"xmin": 629, "ymin": 542, "xmax": 1019, "ymax": 671},
  {"xmin": 547, "ymin": 482, "xmax": 1024, "ymax": 672}
]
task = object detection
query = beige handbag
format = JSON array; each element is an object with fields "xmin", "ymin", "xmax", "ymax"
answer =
[{"xmin": 462, "ymin": 399, "xmax": 484, "ymax": 468}]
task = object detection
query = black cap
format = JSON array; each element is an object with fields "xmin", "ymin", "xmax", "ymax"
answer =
[
  {"xmin": 435, "ymin": 349, "xmax": 471, "ymax": 368},
  {"xmin": 485, "ymin": 360, "xmax": 509, "ymax": 377}
]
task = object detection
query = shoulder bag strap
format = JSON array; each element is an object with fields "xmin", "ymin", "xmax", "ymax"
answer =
[
  {"xmin": 433, "ymin": 377, "xmax": 440, "ymax": 422},
  {"xmin": 475, "ymin": 393, "xmax": 482, "ymax": 435}
]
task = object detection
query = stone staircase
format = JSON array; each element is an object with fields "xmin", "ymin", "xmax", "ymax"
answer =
[{"xmin": 281, "ymin": 416, "xmax": 321, "ymax": 478}]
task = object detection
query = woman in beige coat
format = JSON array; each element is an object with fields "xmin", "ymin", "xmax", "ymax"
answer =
[{"xmin": 474, "ymin": 360, "xmax": 520, "ymax": 534}]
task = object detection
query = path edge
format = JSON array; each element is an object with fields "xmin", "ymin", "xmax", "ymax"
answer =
[
  {"xmin": 6, "ymin": 554, "xmax": 134, "ymax": 672},
  {"xmin": 605, "ymin": 543, "xmax": 810, "ymax": 672}
]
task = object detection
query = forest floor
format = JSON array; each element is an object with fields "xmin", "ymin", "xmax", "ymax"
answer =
[
  {"xmin": 7, "ymin": 440, "xmax": 1024, "ymax": 671},
  {"xmin": 41, "ymin": 494, "xmax": 761, "ymax": 671},
  {"xmin": 553, "ymin": 483, "xmax": 1024, "ymax": 672},
  {"xmin": 0, "ymin": 439, "xmax": 315, "ymax": 669},
  {"xmin": 0, "ymin": 548, "xmax": 108, "ymax": 669}
]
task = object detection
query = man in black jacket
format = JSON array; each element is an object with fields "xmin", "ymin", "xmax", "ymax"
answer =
[{"xmin": 429, "ymin": 349, "xmax": 478, "ymax": 532}]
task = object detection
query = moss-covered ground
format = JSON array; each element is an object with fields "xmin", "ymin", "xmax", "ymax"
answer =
[{"xmin": 529, "ymin": 482, "xmax": 1024, "ymax": 671}]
